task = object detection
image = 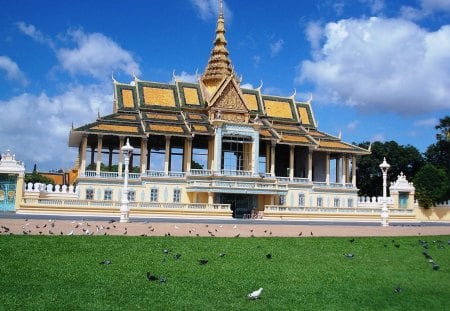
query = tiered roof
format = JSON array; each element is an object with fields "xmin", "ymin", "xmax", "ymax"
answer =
[{"xmin": 68, "ymin": 2, "xmax": 369, "ymax": 156}]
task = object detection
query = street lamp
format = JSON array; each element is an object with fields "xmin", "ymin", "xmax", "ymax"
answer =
[
  {"xmin": 120, "ymin": 138, "xmax": 133, "ymax": 223},
  {"xmin": 379, "ymin": 157, "xmax": 390, "ymax": 227}
]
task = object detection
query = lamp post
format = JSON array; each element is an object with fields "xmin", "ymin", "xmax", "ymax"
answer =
[
  {"xmin": 120, "ymin": 138, "xmax": 133, "ymax": 223},
  {"xmin": 379, "ymin": 157, "xmax": 390, "ymax": 227}
]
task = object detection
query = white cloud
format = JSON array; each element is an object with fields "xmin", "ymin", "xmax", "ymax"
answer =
[
  {"xmin": 306, "ymin": 22, "xmax": 323, "ymax": 52},
  {"xmin": 347, "ymin": 120, "xmax": 359, "ymax": 131},
  {"xmin": 189, "ymin": 0, "xmax": 232, "ymax": 21},
  {"xmin": 360, "ymin": 0, "xmax": 385, "ymax": 14},
  {"xmin": 298, "ymin": 17, "xmax": 450, "ymax": 115},
  {"xmin": 371, "ymin": 133, "xmax": 385, "ymax": 142},
  {"xmin": 0, "ymin": 56, "xmax": 28, "ymax": 85},
  {"xmin": 270, "ymin": 38, "xmax": 284, "ymax": 57},
  {"xmin": 401, "ymin": 0, "xmax": 450, "ymax": 20},
  {"xmin": 414, "ymin": 118, "xmax": 438, "ymax": 127},
  {"xmin": 172, "ymin": 71, "xmax": 198, "ymax": 83},
  {"xmin": 16, "ymin": 21, "xmax": 55, "ymax": 48},
  {"xmin": 240, "ymin": 83, "xmax": 254, "ymax": 89},
  {"xmin": 57, "ymin": 30, "xmax": 140, "ymax": 80},
  {"xmin": 0, "ymin": 84, "xmax": 112, "ymax": 170}
]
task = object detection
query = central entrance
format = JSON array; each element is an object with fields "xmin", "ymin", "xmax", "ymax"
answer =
[{"xmin": 217, "ymin": 193, "xmax": 257, "ymax": 218}]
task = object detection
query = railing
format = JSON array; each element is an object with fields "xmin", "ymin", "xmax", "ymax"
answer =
[
  {"xmin": 21, "ymin": 198, "xmax": 231, "ymax": 212},
  {"xmin": 188, "ymin": 169, "xmax": 212, "ymax": 176},
  {"xmin": 218, "ymin": 169, "xmax": 253, "ymax": 177},
  {"xmin": 187, "ymin": 180, "xmax": 288, "ymax": 191},
  {"xmin": 264, "ymin": 205, "xmax": 414, "ymax": 215},
  {"xmin": 80, "ymin": 171, "xmax": 139, "ymax": 179},
  {"xmin": 277, "ymin": 177, "xmax": 311, "ymax": 184},
  {"xmin": 144, "ymin": 171, "xmax": 186, "ymax": 178}
]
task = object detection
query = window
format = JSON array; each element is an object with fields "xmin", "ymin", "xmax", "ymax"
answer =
[
  {"xmin": 173, "ymin": 189, "xmax": 181, "ymax": 202},
  {"xmin": 104, "ymin": 189, "xmax": 112, "ymax": 201},
  {"xmin": 279, "ymin": 195, "xmax": 286, "ymax": 206},
  {"xmin": 348, "ymin": 198, "xmax": 354, "ymax": 208},
  {"xmin": 334, "ymin": 198, "xmax": 340, "ymax": 208},
  {"xmin": 298, "ymin": 193, "xmax": 305, "ymax": 207},
  {"xmin": 86, "ymin": 189, "xmax": 94, "ymax": 200},
  {"xmin": 128, "ymin": 190, "xmax": 135, "ymax": 202},
  {"xmin": 150, "ymin": 188, "xmax": 158, "ymax": 202},
  {"xmin": 317, "ymin": 197, "xmax": 323, "ymax": 207}
]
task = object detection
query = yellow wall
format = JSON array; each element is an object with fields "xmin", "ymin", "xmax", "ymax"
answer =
[{"xmin": 415, "ymin": 207, "xmax": 450, "ymax": 221}]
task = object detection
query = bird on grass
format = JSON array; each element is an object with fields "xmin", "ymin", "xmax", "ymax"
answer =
[
  {"xmin": 344, "ymin": 253, "xmax": 354, "ymax": 258},
  {"xmin": 266, "ymin": 253, "xmax": 272, "ymax": 259},
  {"xmin": 198, "ymin": 259, "xmax": 208, "ymax": 265},
  {"xmin": 146, "ymin": 272, "xmax": 158, "ymax": 281},
  {"xmin": 159, "ymin": 276, "xmax": 167, "ymax": 284},
  {"xmin": 432, "ymin": 263, "xmax": 440, "ymax": 270},
  {"xmin": 219, "ymin": 253, "xmax": 225, "ymax": 257},
  {"xmin": 248, "ymin": 288, "xmax": 263, "ymax": 300},
  {"xmin": 394, "ymin": 286, "xmax": 402, "ymax": 293},
  {"xmin": 174, "ymin": 253, "xmax": 181, "ymax": 260},
  {"xmin": 99, "ymin": 259, "xmax": 112, "ymax": 265},
  {"xmin": 349, "ymin": 238, "xmax": 355, "ymax": 243}
]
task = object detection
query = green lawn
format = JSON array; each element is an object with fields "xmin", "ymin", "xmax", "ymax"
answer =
[{"xmin": 0, "ymin": 235, "xmax": 449, "ymax": 310}]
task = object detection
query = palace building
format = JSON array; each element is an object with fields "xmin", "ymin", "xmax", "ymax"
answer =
[{"xmin": 67, "ymin": 5, "xmax": 370, "ymax": 218}]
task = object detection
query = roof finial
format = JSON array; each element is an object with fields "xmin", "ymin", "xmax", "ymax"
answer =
[{"xmin": 220, "ymin": 0, "xmax": 224, "ymax": 18}]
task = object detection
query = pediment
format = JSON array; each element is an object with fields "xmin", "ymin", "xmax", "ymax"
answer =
[{"xmin": 209, "ymin": 77, "xmax": 249, "ymax": 112}]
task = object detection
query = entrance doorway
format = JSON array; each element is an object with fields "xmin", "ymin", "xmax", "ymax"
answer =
[
  {"xmin": 218, "ymin": 193, "xmax": 257, "ymax": 218},
  {"xmin": 0, "ymin": 175, "xmax": 17, "ymax": 212}
]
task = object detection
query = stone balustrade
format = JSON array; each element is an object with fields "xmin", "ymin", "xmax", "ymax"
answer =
[{"xmin": 25, "ymin": 182, "xmax": 78, "ymax": 194}]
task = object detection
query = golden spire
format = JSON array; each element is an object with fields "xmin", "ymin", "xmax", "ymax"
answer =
[{"xmin": 201, "ymin": 0, "xmax": 235, "ymax": 90}]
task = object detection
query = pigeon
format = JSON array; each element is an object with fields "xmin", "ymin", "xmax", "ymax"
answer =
[
  {"xmin": 394, "ymin": 244, "xmax": 400, "ymax": 248},
  {"xmin": 163, "ymin": 249, "xmax": 170, "ymax": 254},
  {"xmin": 344, "ymin": 253, "xmax": 354, "ymax": 258},
  {"xmin": 198, "ymin": 259, "xmax": 208, "ymax": 265},
  {"xmin": 248, "ymin": 288, "xmax": 263, "ymax": 300},
  {"xmin": 266, "ymin": 253, "xmax": 272, "ymax": 259},
  {"xmin": 100, "ymin": 259, "xmax": 112, "ymax": 265},
  {"xmin": 219, "ymin": 253, "xmax": 226, "ymax": 257},
  {"xmin": 146, "ymin": 272, "xmax": 158, "ymax": 281},
  {"xmin": 159, "ymin": 276, "xmax": 167, "ymax": 284},
  {"xmin": 432, "ymin": 263, "xmax": 440, "ymax": 270},
  {"xmin": 349, "ymin": 238, "xmax": 355, "ymax": 243},
  {"xmin": 174, "ymin": 253, "xmax": 182, "ymax": 260},
  {"xmin": 394, "ymin": 286, "xmax": 402, "ymax": 293}
]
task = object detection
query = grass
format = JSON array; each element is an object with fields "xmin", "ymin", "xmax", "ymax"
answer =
[{"xmin": 0, "ymin": 235, "xmax": 449, "ymax": 310}]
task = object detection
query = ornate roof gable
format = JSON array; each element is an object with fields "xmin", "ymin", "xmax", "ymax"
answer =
[{"xmin": 208, "ymin": 77, "xmax": 250, "ymax": 123}]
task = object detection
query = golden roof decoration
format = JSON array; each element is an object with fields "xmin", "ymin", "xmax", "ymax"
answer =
[
  {"xmin": 201, "ymin": 1, "xmax": 236, "ymax": 92},
  {"xmin": 264, "ymin": 100, "xmax": 293, "ymax": 119},
  {"xmin": 142, "ymin": 87, "xmax": 176, "ymax": 107}
]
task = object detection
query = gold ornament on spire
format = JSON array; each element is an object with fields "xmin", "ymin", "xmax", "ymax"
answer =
[{"xmin": 201, "ymin": 0, "xmax": 237, "ymax": 92}]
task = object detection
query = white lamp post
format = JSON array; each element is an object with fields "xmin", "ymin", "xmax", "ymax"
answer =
[
  {"xmin": 379, "ymin": 157, "xmax": 390, "ymax": 227},
  {"xmin": 120, "ymin": 138, "xmax": 133, "ymax": 223}
]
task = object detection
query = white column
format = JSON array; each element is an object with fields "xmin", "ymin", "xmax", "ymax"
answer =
[
  {"xmin": 252, "ymin": 133, "xmax": 260, "ymax": 175},
  {"xmin": 80, "ymin": 135, "xmax": 88, "ymax": 174},
  {"xmin": 342, "ymin": 154, "xmax": 347, "ymax": 185},
  {"xmin": 208, "ymin": 192, "xmax": 214, "ymax": 204},
  {"xmin": 185, "ymin": 137, "xmax": 192, "ymax": 172},
  {"xmin": 140, "ymin": 138, "xmax": 147, "ymax": 174},
  {"xmin": 270, "ymin": 142, "xmax": 276, "ymax": 176},
  {"xmin": 352, "ymin": 154, "xmax": 357, "ymax": 186},
  {"xmin": 213, "ymin": 126, "xmax": 223, "ymax": 172},
  {"xmin": 325, "ymin": 152, "xmax": 330, "ymax": 185},
  {"xmin": 307, "ymin": 149, "xmax": 313, "ymax": 181},
  {"xmin": 164, "ymin": 136, "xmax": 170, "ymax": 174},
  {"xmin": 118, "ymin": 136, "xmax": 124, "ymax": 175},
  {"xmin": 336, "ymin": 156, "xmax": 341, "ymax": 183},
  {"xmin": 96, "ymin": 135, "xmax": 103, "ymax": 176},
  {"xmin": 289, "ymin": 145, "xmax": 294, "ymax": 180}
]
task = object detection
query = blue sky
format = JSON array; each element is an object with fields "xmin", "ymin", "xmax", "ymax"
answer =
[{"xmin": 0, "ymin": 0, "xmax": 449, "ymax": 172}]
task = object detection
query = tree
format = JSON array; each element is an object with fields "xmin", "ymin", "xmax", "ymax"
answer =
[
  {"xmin": 25, "ymin": 172, "xmax": 55, "ymax": 185},
  {"xmin": 355, "ymin": 141, "xmax": 424, "ymax": 197},
  {"xmin": 424, "ymin": 115, "xmax": 450, "ymax": 199},
  {"xmin": 413, "ymin": 164, "xmax": 448, "ymax": 208}
]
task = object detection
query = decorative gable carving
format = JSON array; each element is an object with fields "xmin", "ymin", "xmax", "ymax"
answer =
[{"xmin": 208, "ymin": 78, "xmax": 250, "ymax": 123}]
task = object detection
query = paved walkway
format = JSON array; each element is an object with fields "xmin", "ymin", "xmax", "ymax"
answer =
[{"xmin": 1, "ymin": 214, "xmax": 450, "ymax": 237}]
